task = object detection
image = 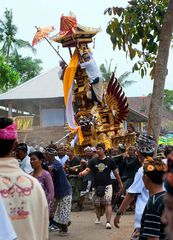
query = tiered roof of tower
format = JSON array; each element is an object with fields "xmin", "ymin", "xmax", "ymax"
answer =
[{"xmin": 51, "ymin": 15, "xmax": 101, "ymax": 47}]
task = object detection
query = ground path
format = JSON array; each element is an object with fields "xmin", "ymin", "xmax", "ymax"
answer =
[{"xmin": 50, "ymin": 211, "xmax": 134, "ymax": 240}]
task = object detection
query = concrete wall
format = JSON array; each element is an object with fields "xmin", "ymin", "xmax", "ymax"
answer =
[{"xmin": 17, "ymin": 126, "xmax": 66, "ymax": 146}]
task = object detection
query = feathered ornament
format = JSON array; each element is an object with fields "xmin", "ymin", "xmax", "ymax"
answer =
[{"xmin": 105, "ymin": 72, "xmax": 129, "ymax": 123}]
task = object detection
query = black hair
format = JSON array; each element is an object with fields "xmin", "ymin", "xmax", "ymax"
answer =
[
  {"xmin": 142, "ymin": 152, "xmax": 154, "ymax": 158},
  {"xmin": 96, "ymin": 143, "xmax": 106, "ymax": 151},
  {"xmin": 0, "ymin": 118, "xmax": 15, "ymax": 157},
  {"xmin": 17, "ymin": 143, "xmax": 28, "ymax": 153},
  {"xmin": 145, "ymin": 170, "xmax": 165, "ymax": 184},
  {"xmin": 29, "ymin": 151, "xmax": 45, "ymax": 161},
  {"xmin": 164, "ymin": 146, "xmax": 173, "ymax": 157},
  {"xmin": 127, "ymin": 124, "xmax": 135, "ymax": 131}
]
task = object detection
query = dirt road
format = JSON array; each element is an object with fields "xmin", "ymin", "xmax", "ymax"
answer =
[{"xmin": 50, "ymin": 211, "xmax": 134, "ymax": 240}]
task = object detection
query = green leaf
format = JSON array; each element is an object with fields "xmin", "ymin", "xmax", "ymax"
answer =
[
  {"xmin": 106, "ymin": 25, "xmax": 111, "ymax": 35},
  {"xmin": 117, "ymin": 7, "xmax": 124, "ymax": 16},
  {"xmin": 132, "ymin": 63, "xmax": 139, "ymax": 71},
  {"xmin": 108, "ymin": 8, "xmax": 112, "ymax": 16},
  {"xmin": 141, "ymin": 68, "xmax": 144, "ymax": 78},
  {"xmin": 128, "ymin": 46, "xmax": 136, "ymax": 60},
  {"xmin": 112, "ymin": 7, "xmax": 118, "ymax": 15},
  {"xmin": 110, "ymin": 35, "xmax": 117, "ymax": 47},
  {"xmin": 123, "ymin": 41, "xmax": 126, "ymax": 51},
  {"xmin": 137, "ymin": 26, "xmax": 144, "ymax": 38},
  {"xmin": 132, "ymin": 34, "xmax": 140, "ymax": 44},
  {"xmin": 148, "ymin": 41, "xmax": 158, "ymax": 54},
  {"xmin": 111, "ymin": 18, "xmax": 119, "ymax": 31},
  {"xmin": 104, "ymin": 8, "xmax": 112, "ymax": 15},
  {"xmin": 136, "ymin": 50, "xmax": 142, "ymax": 58}
]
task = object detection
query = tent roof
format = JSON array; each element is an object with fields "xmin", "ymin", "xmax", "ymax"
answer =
[{"xmin": 0, "ymin": 66, "xmax": 64, "ymax": 100}]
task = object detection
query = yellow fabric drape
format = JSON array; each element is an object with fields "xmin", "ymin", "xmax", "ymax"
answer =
[
  {"xmin": 68, "ymin": 125, "xmax": 84, "ymax": 145},
  {"xmin": 63, "ymin": 50, "xmax": 84, "ymax": 144},
  {"xmin": 64, "ymin": 51, "xmax": 78, "ymax": 105}
]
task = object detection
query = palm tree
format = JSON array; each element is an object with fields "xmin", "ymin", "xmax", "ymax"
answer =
[
  {"xmin": 0, "ymin": 9, "xmax": 35, "ymax": 60},
  {"xmin": 100, "ymin": 59, "xmax": 136, "ymax": 88},
  {"xmin": 100, "ymin": 59, "xmax": 113, "ymax": 83}
]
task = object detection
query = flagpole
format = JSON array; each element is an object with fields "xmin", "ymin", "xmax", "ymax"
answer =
[
  {"xmin": 44, "ymin": 37, "xmax": 67, "ymax": 65},
  {"xmin": 54, "ymin": 132, "xmax": 71, "ymax": 144}
]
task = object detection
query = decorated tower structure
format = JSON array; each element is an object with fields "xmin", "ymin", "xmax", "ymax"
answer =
[{"xmin": 52, "ymin": 15, "xmax": 136, "ymax": 154}]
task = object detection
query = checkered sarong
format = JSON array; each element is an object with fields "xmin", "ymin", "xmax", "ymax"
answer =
[{"xmin": 93, "ymin": 184, "xmax": 112, "ymax": 207}]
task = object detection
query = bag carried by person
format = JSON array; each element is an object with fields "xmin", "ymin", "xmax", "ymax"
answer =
[{"xmin": 95, "ymin": 185, "xmax": 106, "ymax": 197}]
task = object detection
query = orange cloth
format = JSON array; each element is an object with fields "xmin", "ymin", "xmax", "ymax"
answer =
[
  {"xmin": 64, "ymin": 50, "xmax": 78, "ymax": 104},
  {"xmin": 63, "ymin": 50, "xmax": 84, "ymax": 144}
]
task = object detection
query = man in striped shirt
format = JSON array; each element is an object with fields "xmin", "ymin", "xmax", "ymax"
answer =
[{"xmin": 139, "ymin": 157, "xmax": 167, "ymax": 240}]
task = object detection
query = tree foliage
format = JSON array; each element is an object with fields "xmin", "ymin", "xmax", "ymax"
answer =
[
  {"xmin": 105, "ymin": 0, "xmax": 173, "ymax": 149},
  {"xmin": 100, "ymin": 59, "xmax": 114, "ymax": 82},
  {"xmin": 148, "ymin": 89, "xmax": 173, "ymax": 111},
  {"xmin": 0, "ymin": 9, "xmax": 35, "ymax": 59},
  {"xmin": 163, "ymin": 89, "xmax": 173, "ymax": 111},
  {"xmin": 10, "ymin": 54, "xmax": 42, "ymax": 83},
  {"xmin": 104, "ymin": 0, "xmax": 170, "ymax": 78},
  {"xmin": 0, "ymin": 51, "xmax": 20, "ymax": 92},
  {"xmin": 0, "ymin": 9, "xmax": 42, "ymax": 91},
  {"xmin": 100, "ymin": 59, "xmax": 136, "ymax": 88}
]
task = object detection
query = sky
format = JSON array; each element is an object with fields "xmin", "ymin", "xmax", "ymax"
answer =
[{"xmin": 0, "ymin": 0, "xmax": 172, "ymax": 97}]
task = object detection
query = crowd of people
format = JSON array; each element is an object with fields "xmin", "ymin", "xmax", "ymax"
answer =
[{"xmin": 1, "ymin": 117, "xmax": 173, "ymax": 240}]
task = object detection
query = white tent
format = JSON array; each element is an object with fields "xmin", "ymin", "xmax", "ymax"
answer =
[
  {"xmin": 0, "ymin": 67, "xmax": 65, "ymax": 127},
  {"xmin": 0, "ymin": 66, "xmax": 64, "ymax": 100}
]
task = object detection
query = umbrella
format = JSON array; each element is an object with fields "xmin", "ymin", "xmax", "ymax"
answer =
[
  {"xmin": 32, "ymin": 26, "xmax": 67, "ymax": 65},
  {"xmin": 32, "ymin": 26, "xmax": 54, "ymax": 46}
]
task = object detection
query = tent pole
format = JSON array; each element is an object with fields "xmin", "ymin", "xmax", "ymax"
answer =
[
  {"xmin": 39, "ymin": 101, "xmax": 42, "ymax": 127},
  {"xmin": 8, "ymin": 104, "xmax": 12, "ymax": 118}
]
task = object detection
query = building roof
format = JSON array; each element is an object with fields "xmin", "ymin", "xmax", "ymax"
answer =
[
  {"xmin": 0, "ymin": 66, "xmax": 64, "ymax": 100},
  {"xmin": 127, "ymin": 96, "xmax": 150, "ymax": 116},
  {"xmin": 127, "ymin": 107, "xmax": 148, "ymax": 122},
  {"xmin": 128, "ymin": 96, "xmax": 173, "ymax": 122}
]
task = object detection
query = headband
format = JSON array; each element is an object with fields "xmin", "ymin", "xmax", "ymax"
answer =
[
  {"xmin": 44, "ymin": 147, "xmax": 57, "ymax": 155},
  {"xmin": 84, "ymin": 146, "xmax": 92, "ymax": 152},
  {"xmin": 0, "ymin": 123, "xmax": 17, "ymax": 140},
  {"xmin": 143, "ymin": 156, "xmax": 167, "ymax": 173}
]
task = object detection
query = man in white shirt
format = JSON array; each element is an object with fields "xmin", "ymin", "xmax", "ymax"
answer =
[
  {"xmin": 16, "ymin": 143, "xmax": 33, "ymax": 174},
  {"xmin": 0, "ymin": 195, "xmax": 17, "ymax": 240},
  {"xmin": 80, "ymin": 52, "xmax": 101, "ymax": 84},
  {"xmin": 55, "ymin": 145, "xmax": 69, "ymax": 167},
  {"xmin": 80, "ymin": 52, "xmax": 103, "ymax": 104},
  {"xmin": 114, "ymin": 134, "xmax": 156, "ymax": 239}
]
